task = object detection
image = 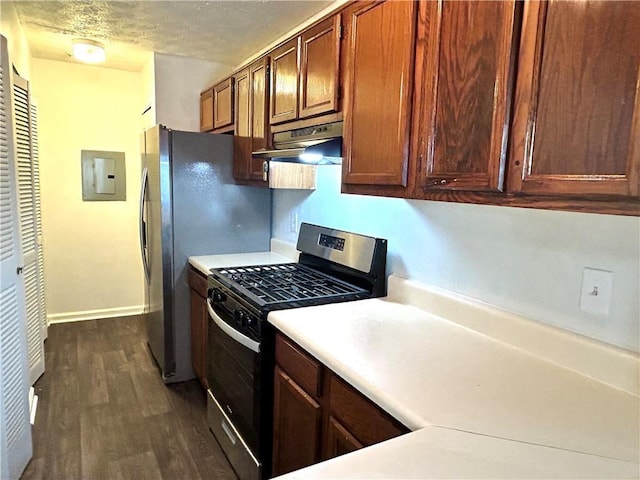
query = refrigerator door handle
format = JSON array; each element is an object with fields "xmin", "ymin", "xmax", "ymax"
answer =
[{"xmin": 139, "ymin": 167, "xmax": 150, "ymax": 280}]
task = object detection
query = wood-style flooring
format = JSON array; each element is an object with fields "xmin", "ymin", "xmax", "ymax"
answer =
[{"xmin": 21, "ymin": 315, "xmax": 237, "ymax": 480}]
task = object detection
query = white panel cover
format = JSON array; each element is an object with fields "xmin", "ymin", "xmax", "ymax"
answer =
[{"xmin": 0, "ymin": 34, "xmax": 33, "ymax": 479}]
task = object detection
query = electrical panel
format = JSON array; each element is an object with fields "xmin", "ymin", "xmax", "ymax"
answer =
[{"xmin": 81, "ymin": 150, "xmax": 126, "ymax": 201}]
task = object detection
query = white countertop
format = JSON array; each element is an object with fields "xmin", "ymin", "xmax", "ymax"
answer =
[
  {"xmin": 189, "ymin": 251, "xmax": 292, "ymax": 276},
  {"xmin": 276, "ymin": 426, "xmax": 640, "ymax": 479},
  {"xmin": 188, "ymin": 239, "xmax": 299, "ymax": 276},
  {"xmin": 268, "ymin": 276, "xmax": 640, "ymax": 478}
]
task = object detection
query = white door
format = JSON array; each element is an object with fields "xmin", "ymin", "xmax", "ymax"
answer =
[
  {"xmin": 13, "ymin": 72, "xmax": 45, "ymax": 385},
  {"xmin": 30, "ymin": 100, "xmax": 47, "ymax": 342},
  {"xmin": 0, "ymin": 33, "xmax": 33, "ymax": 479}
]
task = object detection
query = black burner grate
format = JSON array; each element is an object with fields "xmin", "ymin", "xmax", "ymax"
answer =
[{"xmin": 212, "ymin": 263, "xmax": 367, "ymax": 306}]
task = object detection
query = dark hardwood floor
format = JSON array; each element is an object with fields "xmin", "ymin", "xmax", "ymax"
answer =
[{"xmin": 21, "ymin": 315, "xmax": 237, "ymax": 480}]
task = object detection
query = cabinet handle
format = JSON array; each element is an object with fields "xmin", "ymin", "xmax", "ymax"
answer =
[{"xmin": 262, "ymin": 161, "xmax": 269, "ymax": 182}]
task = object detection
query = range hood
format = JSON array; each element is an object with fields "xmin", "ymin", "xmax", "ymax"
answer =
[{"xmin": 252, "ymin": 121, "xmax": 342, "ymax": 164}]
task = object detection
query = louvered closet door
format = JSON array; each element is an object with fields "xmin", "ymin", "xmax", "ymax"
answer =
[
  {"xmin": 30, "ymin": 100, "xmax": 46, "ymax": 342},
  {"xmin": 13, "ymin": 74, "xmax": 44, "ymax": 385},
  {"xmin": 0, "ymin": 34, "xmax": 34, "ymax": 480}
]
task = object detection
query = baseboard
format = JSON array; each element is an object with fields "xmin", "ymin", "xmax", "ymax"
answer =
[{"xmin": 47, "ymin": 305, "xmax": 145, "ymax": 324}]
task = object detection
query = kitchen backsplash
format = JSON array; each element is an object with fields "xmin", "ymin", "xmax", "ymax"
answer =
[{"xmin": 272, "ymin": 165, "xmax": 640, "ymax": 353}]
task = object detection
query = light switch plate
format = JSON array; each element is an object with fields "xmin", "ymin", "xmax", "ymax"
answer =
[{"xmin": 579, "ymin": 268, "xmax": 613, "ymax": 316}]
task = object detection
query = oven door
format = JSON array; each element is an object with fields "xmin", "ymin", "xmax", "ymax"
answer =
[{"xmin": 207, "ymin": 300, "xmax": 262, "ymax": 480}]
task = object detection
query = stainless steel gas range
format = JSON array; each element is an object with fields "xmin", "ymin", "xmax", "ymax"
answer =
[{"xmin": 205, "ymin": 223, "xmax": 387, "ymax": 480}]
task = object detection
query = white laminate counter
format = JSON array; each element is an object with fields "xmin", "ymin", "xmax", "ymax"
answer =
[
  {"xmin": 189, "ymin": 251, "xmax": 293, "ymax": 277},
  {"xmin": 268, "ymin": 276, "xmax": 640, "ymax": 479},
  {"xmin": 276, "ymin": 426, "xmax": 640, "ymax": 479}
]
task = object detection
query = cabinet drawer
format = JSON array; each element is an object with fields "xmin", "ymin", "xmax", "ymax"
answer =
[
  {"xmin": 275, "ymin": 334, "xmax": 323, "ymax": 397},
  {"xmin": 329, "ymin": 375, "xmax": 407, "ymax": 446},
  {"xmin": 188, "ymin": 266, "xmax": 208, "ymax": 298}
]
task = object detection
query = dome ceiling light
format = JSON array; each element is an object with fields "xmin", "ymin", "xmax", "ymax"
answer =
[{"xmin": 72, "ymin": 39, "xmax": 106, "ymax": 64}]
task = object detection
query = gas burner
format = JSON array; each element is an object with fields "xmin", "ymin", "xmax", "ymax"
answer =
[{"xmin": 211, "ymin": 262, "xmax": 369, "ymax": 307}]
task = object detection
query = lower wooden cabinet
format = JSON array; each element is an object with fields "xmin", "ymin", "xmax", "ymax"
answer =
[
  {"xmin": 324, "ymin": 416, "xmax": 363, "ymax": 459},
  {"xmin": 272, "ymin": 333, "xmax": 408, "ymax": 476},
  {"xmin": 272, "ymin": 366, "xmax": 322, "ymax": 474},
  {"xmin": 188, "ymin": 266, "xmax": 208, "ymax": 389}
]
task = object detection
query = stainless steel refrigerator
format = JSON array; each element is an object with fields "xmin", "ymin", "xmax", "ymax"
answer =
[{"xmin": 139, "ymin": 125, "xmax": 271, "ymax": 383}]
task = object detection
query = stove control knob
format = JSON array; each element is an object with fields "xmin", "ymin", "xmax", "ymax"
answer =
[
  {"xmin": 236, "ymin": 310, "xmax": 255, "ymax": 327},
  {"xmin": 212, "ymin": 289, "xmax": 226, "ymax": 303}
]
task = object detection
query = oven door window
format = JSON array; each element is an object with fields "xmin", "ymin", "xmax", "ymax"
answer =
[{"xmin": 208, "ymin": 303, "xmax": 262, "ymax": 455}]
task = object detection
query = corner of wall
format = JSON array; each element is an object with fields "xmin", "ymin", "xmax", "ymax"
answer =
[
  {"xmin": 152, "ymin": 53, "xmax": 234, "ymax": 131},
  {"xmin": 0, "ymin": 1, "xmax": 32, "ymax": 80},
  {"xmin": 141, "ymin": 53, "xmax": 156, "ymax": 130}
]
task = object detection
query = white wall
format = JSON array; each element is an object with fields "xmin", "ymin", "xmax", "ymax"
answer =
[
  {"xmin": 153, "ymin": 53, "xmax": 232, "ymax": 132},
  {"xmin": 30, "ymin": 59, "xmax": 145, "ymax": 321},
  {"xmin": 140, "ymin": 54, "xmax": 156, "ymax": 129},
  {"xmin": 273, "ymin": 166, "xmax": 640, "ymax": 352},
  {"xmin": 0, "ymin": 2, "xmax": 31, "ymax": 80}
]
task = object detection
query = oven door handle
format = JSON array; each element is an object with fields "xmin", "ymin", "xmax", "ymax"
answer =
[{"xmin": 207, "ymin": 301, "xmax": 260, "ymax": 353}]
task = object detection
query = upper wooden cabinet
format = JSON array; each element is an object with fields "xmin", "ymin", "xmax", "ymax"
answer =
[
  {"xmin": 199, "ymin": 88, "xmax": 214, "ymax": 132},
  {"xmin": 299, "ymin": 15, "xmax": 342, "ymax": 119},
  {"xmin": 338, "ymin": 0, "xmax": 639, "ymax": 214},
  {"xmin": 341, "ymin": 0, "xmax": 417, "ymax": 188},
  {"xmin": 412, "ymin": 1, "xmax": 518, "ymax": 193},
  {"xmin": 213, "ymin": 77, "xmax": 234, "ymax": 131},
  {"xmin": 270, "ymin": 15, "xmax": 342, "ymax": 126},
  {"xmin": 507, "ymin": 0, "xmax": 640, "ymax": 198},
  {"xmin": 270, "ymin": 38, "xmax": 300, "ymax": 125},
  {"xmin": 234, "ymin": 57, "xmax": 270, "ymax": 185}
]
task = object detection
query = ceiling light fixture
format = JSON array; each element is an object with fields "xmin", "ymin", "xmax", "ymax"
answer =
[{"xmin": 72, "ymin": 39, "xmax": 106, "ymax": 64}]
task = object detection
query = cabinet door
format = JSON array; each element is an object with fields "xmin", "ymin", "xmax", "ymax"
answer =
[
  {"xmin": 413, "ymin": 1, "xmax": 518, "ymax": 193},
  {"xmin": 299, "ymin": 15, "xmax": 341, "ymax": 119},
  {"xmin": 342, "ymin": 0, "xmax": 417, "ymax": 186},
  {"xmin": 272, "ymin": 366, "xmax": 322, "ymax": 476},
  {"xmin": 508, "ymin": 1, "xmax": 640, "ymax": 197},
  {"xmin": 323, "ymin": 416, "xmax": 363, "ymax": 461},
  {"xmin": 213, "ymin": 77, "xmax": 234, "ymax": 130},
  {"xmin": 270, "ymin": 38, "xmax": 300, "ymax": 125},
  {"xmin": 250, "ymin": 58, "xmax": 270, "ymax": 157},
  {"xmin": 233, "ymin": 59, "xmax": 270, "ymax": 184},
  {"xmin": 200, "ymin": 88, "xmax": 214, "ymax": 132},
  {"xmin": 328, "ymin": 375, "xmax": 407, "ymax": 447},
  {"xmin": 234, "ymin": 67, "xmax": 252, "ymax": 181},
  {"xmin": 188, "ymin": 267, "xmax": 208, "ymax": 389},
  {"xmin": 190, "ymin": 289, "xmax": 208, "ymax": 389}
]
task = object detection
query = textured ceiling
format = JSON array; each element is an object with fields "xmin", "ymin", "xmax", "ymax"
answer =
[{"xmin": 11, "ymin": 0, "xmax": 335, "ymax": 71}]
